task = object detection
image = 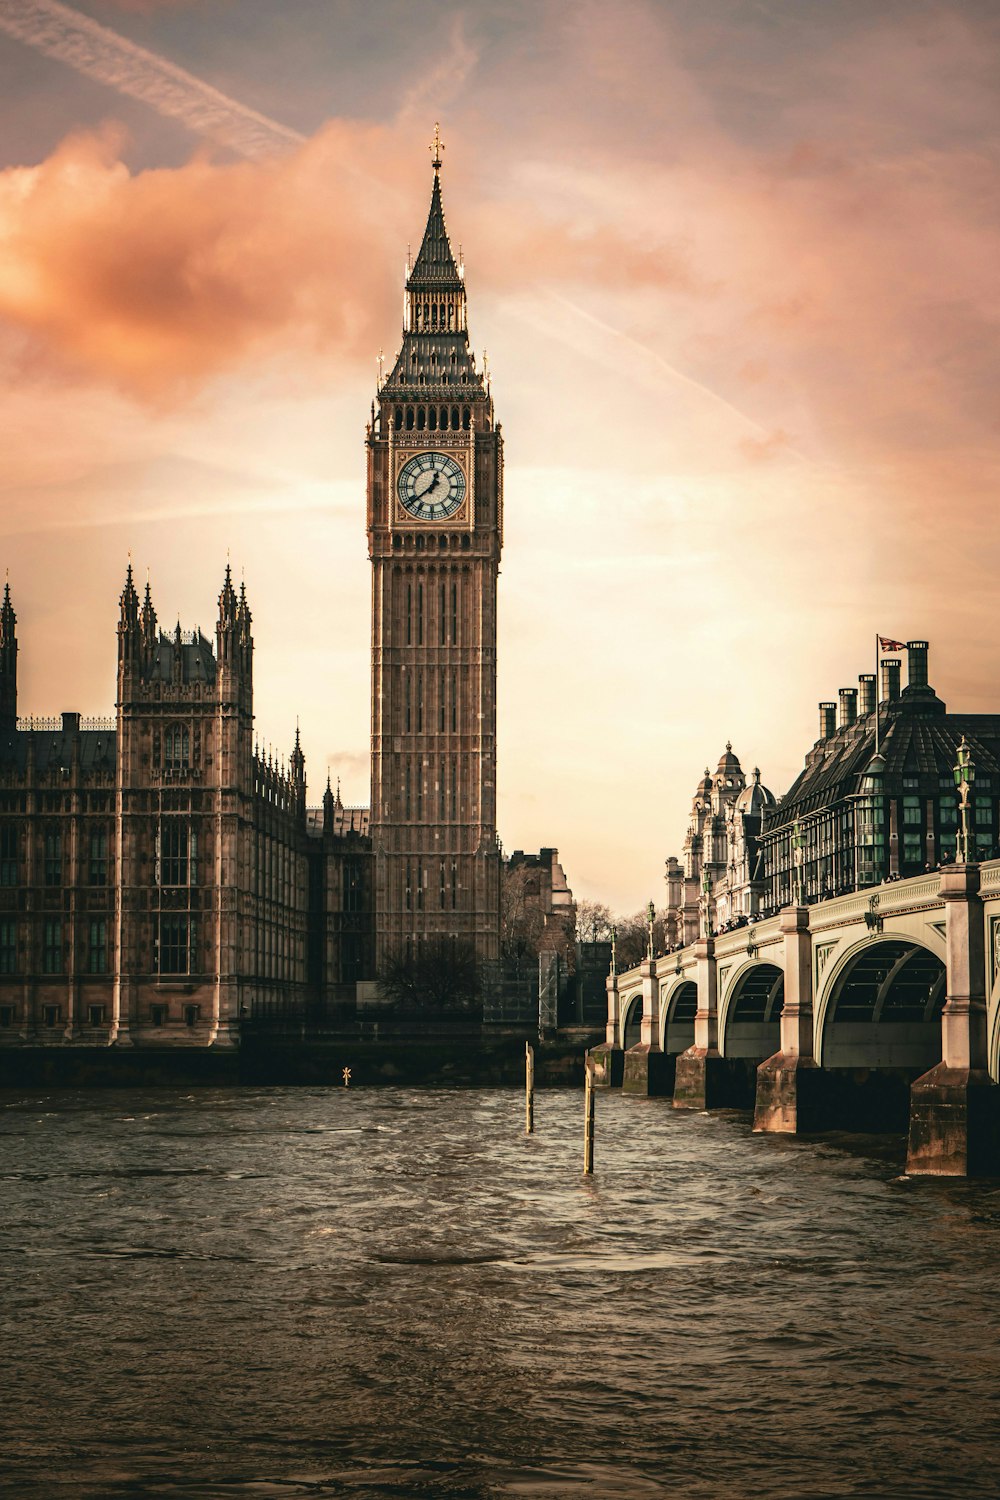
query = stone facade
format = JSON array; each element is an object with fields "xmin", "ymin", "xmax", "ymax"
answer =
[
  {"xmin": 0, "ymin": 571, "xmax": 372, "ymax": 1047},
  {"xmin": 664, "ymin": 744, "xmax": 775, "ymax": 943}
]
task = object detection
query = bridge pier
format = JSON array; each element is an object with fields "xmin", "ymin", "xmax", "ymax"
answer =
[
  {"xmin": 674, "ymin": 937, "xmax": 736, "ymax": 1108},
  {"xmin": 907, "ymin": 865, "xmax": 1000, "ymax": 1176},
  {"xmin": 754, "ymin": 905, "xmax": 828, "ymax": 1133},
  {"xmin": 622, "ymin": 959, "xmax": 671, "ymax": 1095},
  {"xmin": 590, "ymin": 974, "xmax": 623, "ymax": 1087}
]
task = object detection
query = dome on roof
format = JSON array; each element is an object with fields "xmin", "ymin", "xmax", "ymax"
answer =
[
  {"xmin": 694, "ymin": 766, "xmax": 712, "ymax": 799},
  {"xmin": 735, "ymin": 766, "xmax": 776, "ymax": 815},
  {"xmin": 716, "ymin": 740, "xmax": 743, "ymax": 776}
]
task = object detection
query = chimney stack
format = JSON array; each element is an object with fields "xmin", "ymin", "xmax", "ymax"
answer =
[
  {"xmin": 858, "ymin": 674, "xmax": 876, "ymax": 717},
  {"xmin": 838, "ymin": 688, "xmax": 858, "ymax": 729},
  {"xmin": 880, "ymin": 658, "xmax": 901, "ymax": 702},
  {"xmin": 906, "ymin": 640, "xmax": 929, "ymax": 692},
  {"xmin": 819, "ymin": 702, "xmax": 836, "ymax": 740}
]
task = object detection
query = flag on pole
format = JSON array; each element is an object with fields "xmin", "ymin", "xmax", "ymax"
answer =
[{"xmin": 878, "ymin": 636, "xmax": 905, "ymax": 652}]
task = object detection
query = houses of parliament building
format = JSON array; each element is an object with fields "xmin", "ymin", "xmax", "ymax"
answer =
[{"xmin": 0, "ymin": 134, "xmax": 510, "ymax": 1048}]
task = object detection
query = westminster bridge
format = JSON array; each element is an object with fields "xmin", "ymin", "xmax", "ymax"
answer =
[{"xmin": 591, "ymin": 860, "xmax": 1000, "ymax": 1175}]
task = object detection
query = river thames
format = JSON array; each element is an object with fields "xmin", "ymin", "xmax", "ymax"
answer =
[{"xmin": 2, "ymin": 1085, "xmax": 999, "ymax": 1499}]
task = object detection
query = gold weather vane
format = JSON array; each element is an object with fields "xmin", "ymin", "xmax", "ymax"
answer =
[{"xmin": 430, "ymin": 122, "xmax": 444, "ymax": 171}]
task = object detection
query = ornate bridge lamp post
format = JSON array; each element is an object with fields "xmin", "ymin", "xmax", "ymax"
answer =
[
  {"xmin": 646, "ymin": 900, "xmax": 656, "ymax": 960},
  {"xmin": 699, "ymin": 867, "xmax": 714, "ymax": 938},
  {"xmin": 954, "ymin": 738, "xmax": 976, "ymax": 865},
  {"xmin": 609, "ymin": 923, "xmax": 617, "ymax": 978},
  {"xmin": 792, "ymin": 820, "xmax": 806, "ymax": 906}
]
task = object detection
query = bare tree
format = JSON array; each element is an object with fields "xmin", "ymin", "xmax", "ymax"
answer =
[
  {"xmin": 377, "ymin": 937, "xmax": 480, "ymax": 1014},
  {"xmin": 577, "ymin": 899, "xmax": 614, "ymax": 943},
  {"xmin": 612, "ymin": 907, "xmax": 671, "ymax": 970},
  {"xmin": 500, "ymin": 862, "xmax": 547, "ymax": 970}
]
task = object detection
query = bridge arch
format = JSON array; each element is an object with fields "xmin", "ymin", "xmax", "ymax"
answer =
[
  {"xmin": 720, "ymin": 962, "xmax": 784, "ymax": 1060},
  {"xmin": 621, "ymin": 990, "xmax": 643, "ymax": 1050},
  {"xmin": 815, "ymin": 936, "xmax": 946, "ymax": 1069},
  {"xmin": 658, "ymin": 978, "xmax": 697, "ymax": 1054}
]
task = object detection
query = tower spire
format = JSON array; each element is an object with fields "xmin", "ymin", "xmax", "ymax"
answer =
[
  {"xmin": 0, "ymin": 576, "xmax": 15, "ymax": 645},
  {"xmin": 0, "ymin": 574, "xmax": 16, "ymax": 732},
  {"xmin": 119, "ymin": 560, "xmax": 139, "ymax": 627},
  {"xmin": 140, "ymin": 569, "xmax": 157, "ymax": 651},
  {"xmin": 406, "ymin": 139, "xmax": 463, "ymax": 294}
]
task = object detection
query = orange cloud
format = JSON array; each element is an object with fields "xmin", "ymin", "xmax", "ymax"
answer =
[{"xmin": 0, "ymin": 122, "xmax": 404, "ymax": 397}]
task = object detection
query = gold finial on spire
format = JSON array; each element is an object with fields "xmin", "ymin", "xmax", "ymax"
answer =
[
  {"xmin": 429, "ymin": 122, "xmax": 444, "ymax": 172},
  {"xmin": 377, "ymin": 347, "xmax": 384, "ymax": 387}
]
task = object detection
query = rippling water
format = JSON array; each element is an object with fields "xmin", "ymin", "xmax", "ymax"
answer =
[{"xmin": 2, "ymin": 1085, "xmax": 999, "ymax": 1499}]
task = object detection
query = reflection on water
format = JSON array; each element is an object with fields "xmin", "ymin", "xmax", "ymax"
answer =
[{"xmin": 2, "ymin": 1086, "xmax": 999, "ymax": 1498}]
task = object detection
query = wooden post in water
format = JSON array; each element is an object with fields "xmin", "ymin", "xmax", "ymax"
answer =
[
  {"xmin": 525, "ymin": 1042, "xmax": 535, "ymax": 1134},
  {"xmin": 583, "ymin": 1055, "xmax": 595, "ymax": 1174}
]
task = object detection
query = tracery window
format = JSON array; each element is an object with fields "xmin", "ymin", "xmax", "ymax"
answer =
[
  {"xmin": 155, "ymin": 916, "xmax": 194, "ymax": 976},
  {"xmin": 88, "ymin": 827, "xmax": 109, "ymax": 886},
  {"xmin": 43, "ymin": 829, "xmax": 62, "ymax": 888},
  {"xmin": 164, "ymin": 725, "xmax": 190, "ymax": 771},
  {"xmin": 156, "ymin": 820, "xmax": 197, "ymax": 887}
]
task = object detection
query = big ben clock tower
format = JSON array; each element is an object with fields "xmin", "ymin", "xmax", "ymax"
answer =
[{"xmin": 367, "ymin": 128, "xmax": 502, "ymax": 981}]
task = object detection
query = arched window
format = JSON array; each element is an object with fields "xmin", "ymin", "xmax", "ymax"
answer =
[
  {"xmin": 405, "ymin": 407, "xmax": 414, "ymax": 431},
  {"xmin": 451, "ymin": 406, "xmax": 460, "ymax": 430},
  {"xmin": 394, "ymin": 407, "xmax": 403, "ymax": 429},
  {"xmin": 428, "ymin": 407, "xmax": 437, "ymax": 431},
  {"xmin": 417, "ymin": 407, "xmax": 426, "ymax": 430},
  {"xmin": 462, "ymin": 406, "xmax": 471, "ymax": 430}
]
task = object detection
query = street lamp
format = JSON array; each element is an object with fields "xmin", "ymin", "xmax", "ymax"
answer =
[
  {"xmin": 646, "ymin": 900, "xmax": 656, "ymax": 960},
  {"xmin": 610, "ymin": 923, "xmax": 617, "ymax": 977},
  {"xmin": 700, "ymin": 866, "xmax": 714, "ymax": 938},
  {"xmin": 792, "ymin": 819, "xmax": 806, "ymax": 906},
  {"xmin": 954, "ymin": 737, "xmax": 976, "ymax": 864}
]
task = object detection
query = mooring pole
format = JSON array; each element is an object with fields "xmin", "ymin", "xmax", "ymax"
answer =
[
  {"xmin": 583, "ymin": 1055, "xmax": 595, "ymax": 1174},
  {"xmin": 525, "ymin": 1041, "xmax": 535, "ymax": 1134}
]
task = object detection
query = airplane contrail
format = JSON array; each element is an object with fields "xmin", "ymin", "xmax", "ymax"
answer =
[
  {"xmin": 0, "ymin": 0, "xmax": 305, "ymax": 158},
  {"xmin": 544, "ymin": 288, "xmax": 812, "ymax": 462}
]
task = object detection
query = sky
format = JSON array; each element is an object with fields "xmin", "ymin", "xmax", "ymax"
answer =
[{"xmin": 1, "ymin": 0, "xmax": 998, "ymax": 913}]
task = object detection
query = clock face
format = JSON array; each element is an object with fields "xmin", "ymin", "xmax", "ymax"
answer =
[{"xmin": 397, "ymin": 452, "xmax": 467, "ymax": 521}]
